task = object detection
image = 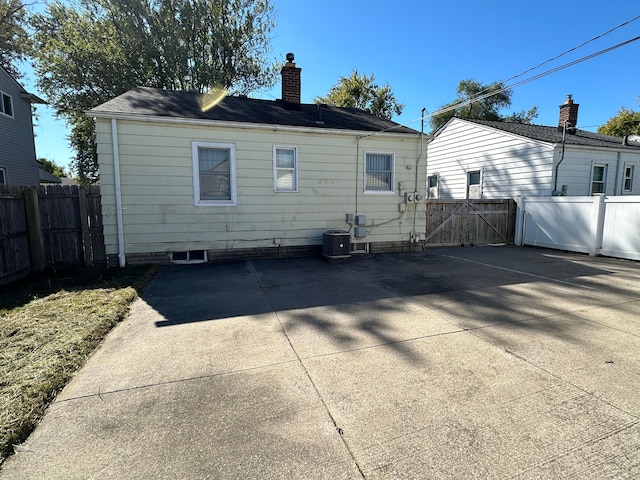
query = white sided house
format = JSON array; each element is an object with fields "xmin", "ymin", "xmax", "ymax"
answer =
[
  {"xmin": 89, "ymin": 55, "xmax": 427, "ymax": 266},
  {"xmin": 426, "ymin": 96, "xmax": 640, "ymax": 199}
]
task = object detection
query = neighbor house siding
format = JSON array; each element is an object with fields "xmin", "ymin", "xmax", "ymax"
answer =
[
  {"xmin": 619, "ymin": 153, "xmax": 640, "ymax": 195},
  {"xmin": 0, "ymin": 69, "xmax": 40, "ymax": 185},
  {"xmin": 96, "ymin": 118, "xmax": 425, "ymax": 258},
  {"xmin": 555, "ymin": 148, "xmax": 617, "ymax": 196},
  {"xmin": 427, "ymin": 119, "xmax": 554, "ymax": 199}
]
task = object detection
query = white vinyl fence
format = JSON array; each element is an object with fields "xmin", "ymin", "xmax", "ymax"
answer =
[{"xmin": 515, "ymin": 195, "xmax": 640, "ymax": 261}]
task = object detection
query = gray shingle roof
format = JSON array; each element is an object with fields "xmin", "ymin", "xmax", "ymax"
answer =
[
  {"xmin": 463, "ymin": 118, "xmax": 640, "ymax": 151},
  {"xmin": 89, "ymin": 87, "xmax": 419, "ymax": 135}
]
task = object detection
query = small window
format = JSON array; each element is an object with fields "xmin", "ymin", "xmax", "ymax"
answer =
[
  {"xmin": 0, "ymin": 92, "xmax": 13, "ymax": 117},
  {"xmin": 192, "ymin": 141, "xmax": 237, "ymax": 206},
  {"xmin": 591, "ymin": 164, "xmax": 607, "ymax": 194},
  {"xmin": 0, "ymin": 168, "xmax": 6, "ymax": 185},
  {"xmin": 623, "ymin": 165, "xmax": 634, "ymax": 192},
  {"xmin": 467, "ymin": 169, "xmax": 481, "ymax": 199},
  {"xmin": 427, "ymin": 174, "xmax": 438, "ymax": 199},
  {"xmin": 273, "ymin": 146, "xmax": 298, "ymax": 192},
  {"xmin": 364, "ymin": 152, "xmax": 394, "ymax": 193}
]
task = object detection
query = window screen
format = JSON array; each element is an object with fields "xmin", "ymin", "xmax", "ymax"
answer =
[{"xmin": 365, "ymin": 153, "xmax": 394, "ymax": 192}]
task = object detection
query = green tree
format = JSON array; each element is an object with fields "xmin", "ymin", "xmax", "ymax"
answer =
[
  {"xmin": 598, "ymin": 99, "xmax": 640, "ymax": 137},
  {"xmin": 314, "ymin": 69, "xmax": 404, "ymax": 120},
  {"xmin": 502, "ymin": 106, "xmax": 539, "ymax": 124},
  {"xmin": 30, "ymin": 0, "xmax": 277, "ymax": 183},
  {"xmin": 429, "ymin": 79, "xmax": 537, "ymax": 132},
  {"xmin": 38, "ymin": 157, "xmax": 68, "ymax": 178},
  {"xmin": 0, "ymin": 0, "xmax": 31, "ymax": 77}
]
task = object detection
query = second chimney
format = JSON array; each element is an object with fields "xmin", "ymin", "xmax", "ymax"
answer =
[
  {"xmin": 281, "ymin": 53, "xmax": 301, "ymax": 111},
  {"xmin": 558, "ymin": 94, "xmax": 579, "ymax": 132}
]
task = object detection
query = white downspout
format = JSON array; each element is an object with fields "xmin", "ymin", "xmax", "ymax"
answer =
[{"xmin": 111, "ymin": 118, "xmax": 126, "ymax": 267}]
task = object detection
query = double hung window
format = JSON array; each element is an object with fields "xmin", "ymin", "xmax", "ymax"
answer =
[
  {"xmin": 623, "ymin": 165, "xmax": 634, "ymax": 192},
  {"xmin": 192, "ymin": 141, "xmax": 236, "ymax": 206},
  {"xmin": 466, "ymin": 169, "xmax": 481, "ymax": 199},
  {"xmin": 591, "ymin": 165, "xmax": 607, "ymax": 194},
  {"xmin": 273, "ymin": 146, "xmax": 298, "ymax": 192}
]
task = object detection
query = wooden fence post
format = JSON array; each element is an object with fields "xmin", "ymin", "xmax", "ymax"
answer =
[
  {"xmin": 24, "ymin": 188, "xmax": 45, "ymax": 272},
  {"xmin": 78, "ymin": 186, "xmax": 94, "ymax": 267}
]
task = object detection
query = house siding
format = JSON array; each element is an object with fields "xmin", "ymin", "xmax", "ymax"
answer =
[
  {"xmin": 427, "ymin": 119, "xmax": 555, "ymax": 199},
  {"xmin": 0, "ymin": 69, "xmax": 40, "ymax": 186},
  {"xmin": 428, "ymin": 118, "xmax": 640, "ymax": 199},
  {"xmin": 555, "ymin": 148, "xmax": 640, "ymax": 196},
  {"xmin": 96, "ymin": 118, "xmax": 425, "ymax": 259}
]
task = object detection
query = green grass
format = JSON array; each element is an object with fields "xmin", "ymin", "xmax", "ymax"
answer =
[{"xmin": 0, "ymin": 265, "xmax": 157, "ymax": 462}]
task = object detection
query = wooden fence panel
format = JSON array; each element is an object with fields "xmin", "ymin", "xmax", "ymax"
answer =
[
  {"xmin": 425, "ymin": 199, "xmax": 516, "ymax": 246},
  {"xmin": 0, "ymin": 185, "xmax": 106, "ymax": 284},
  {"xmin": 85, "ymin": 185, "xmax": 106, "ymax": 265},
  {"xmin": 0, "ymin": 186, "xmax": 31, "ymax": 282},
  {"xmin": 39, "ymin": 185, "xmax": 85, "ymax": 267}
]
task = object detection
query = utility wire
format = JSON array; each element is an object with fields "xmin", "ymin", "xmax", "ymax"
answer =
[
  {"xmin": 501, "ymin": 14, "xmax": 640, "ymax": 86},
  {"xmin": 420, "ymin": 34, "xmax": 640, "ymax": 123},
  {"xmin": 416, "ymin": 14, "xmax": 640, "ymax": 124}
]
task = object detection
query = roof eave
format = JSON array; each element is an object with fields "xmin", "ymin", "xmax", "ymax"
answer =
[
  {"xmin": 559, "ymin": 142, "xmax": 640, "ymax": 154},
  {"xmin": 86, "ymin": 110, "xmax": 420, "ymax": 138}
]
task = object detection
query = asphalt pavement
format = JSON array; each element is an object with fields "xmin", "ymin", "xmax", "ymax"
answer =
[{"xmin": 2, "ymin": 245, "xmax": 639, "ymax": 479}]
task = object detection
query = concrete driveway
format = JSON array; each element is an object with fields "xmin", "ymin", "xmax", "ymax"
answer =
[{"xmin": 2, "ymin": 246, "xmax": 640, "ymax": 479}]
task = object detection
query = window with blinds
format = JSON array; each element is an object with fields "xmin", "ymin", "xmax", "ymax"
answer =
[
  {"xmin": 273, "ymin": 146, "xmax": 298, "ymax": 192},
  {"xmin": 192, "ymin": 141, "xmax": 237, "ymax": 206},
  {"xmin": 364, "ymin": 152, "xmax": 394, "ymax": 193}
]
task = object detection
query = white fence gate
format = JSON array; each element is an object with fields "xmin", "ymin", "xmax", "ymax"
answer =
[{"xmin": 515, "ymin": 195, "xmax": 640, "ymax": 261}]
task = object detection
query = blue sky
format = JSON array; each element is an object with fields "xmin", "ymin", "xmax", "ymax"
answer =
[{"xmin": 20, "ymin": 1, "xmax": 640, "ymax": 172}]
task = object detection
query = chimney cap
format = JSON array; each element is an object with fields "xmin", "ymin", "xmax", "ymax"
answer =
[
  {"xmin": 286, "ymin": 52, "xmax": 295, "ymax": 63},
  {"xmin": 565, "ymin": 94, "xmax": 574, "ymax": 104}
]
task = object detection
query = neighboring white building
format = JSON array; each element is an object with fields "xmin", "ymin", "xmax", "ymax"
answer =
[
  {"xmin": 89, "ymin": 55, "xmax": 427, "ymax": 266},
  {"xmin": 426, "ymin": 96, "xmax": 640, "ymax": 199}
]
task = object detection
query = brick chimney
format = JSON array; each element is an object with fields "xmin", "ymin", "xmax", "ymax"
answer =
[
  {"xmin": 281, "ymin": 53, "xmax": 301, "ymax": 111},
  {"xmin": 558, "ymin": 94, "xmax": 579, "ymax": 133}
]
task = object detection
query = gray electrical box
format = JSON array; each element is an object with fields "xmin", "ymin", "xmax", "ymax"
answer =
[
  {"xmin": 355, "ymin": 214, "xmax": 366, "ymax": 225},
  {"xmin": 323, "ymin": 230, "xmax": 351, "ymax": 259},
  {"xmin": 354, "ymin": 226, "xmax": 367, "ymax": 238}
]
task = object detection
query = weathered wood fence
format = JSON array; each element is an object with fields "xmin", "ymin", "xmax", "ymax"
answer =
[
  {"xmin": 425, "ymin": 199, "xmax": 516, "ymax": 246},
  {"xmin": 0, "ymin": 185, "xmax": 105, "ymax": 285}
]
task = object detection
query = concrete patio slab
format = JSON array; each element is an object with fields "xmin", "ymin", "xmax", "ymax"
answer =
[{"xmin": 2, "ymin": 246, "xmax": 639, "ymax": 479}]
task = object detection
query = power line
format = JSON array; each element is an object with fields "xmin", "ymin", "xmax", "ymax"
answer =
[
  {"xmin": 501, "ymin": 14, "xmax": 640, "ymax": 86},
  {"xmin": 417, "ymin": 14, "xmax": 640, "ymax": 124}
]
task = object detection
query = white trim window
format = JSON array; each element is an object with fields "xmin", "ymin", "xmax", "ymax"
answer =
[
  {"xmin": 427, "ymin": 174, "xmax": 438, "ymax": 199},
  {"xmin": 364, "ymin": 151, "xmax": 395, "ymax": 193},
  {"xmin": 466, "ymin": 169, "xmax": 482, "ymax": 199},
  {"xmin": 192, "ymin": 141, "xmax": 237, "ymax": 206},
  {"xmin": 0, "ymin": 91, "xmax": 13, "ymax": 118},
  {"xmin": 0, "ymin": 167, "xmax": 6, "ymax": 185},
  {"xmin": 623, "ymin": 164, "xmax": 634, "ymax": 193},
  {"xmin": 591, "ymin": 164, "xmax": 607, "ymax": 195},
  {"xmin": 273, "ymin": 146, "xmax": 298, "ymax": 192}
]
